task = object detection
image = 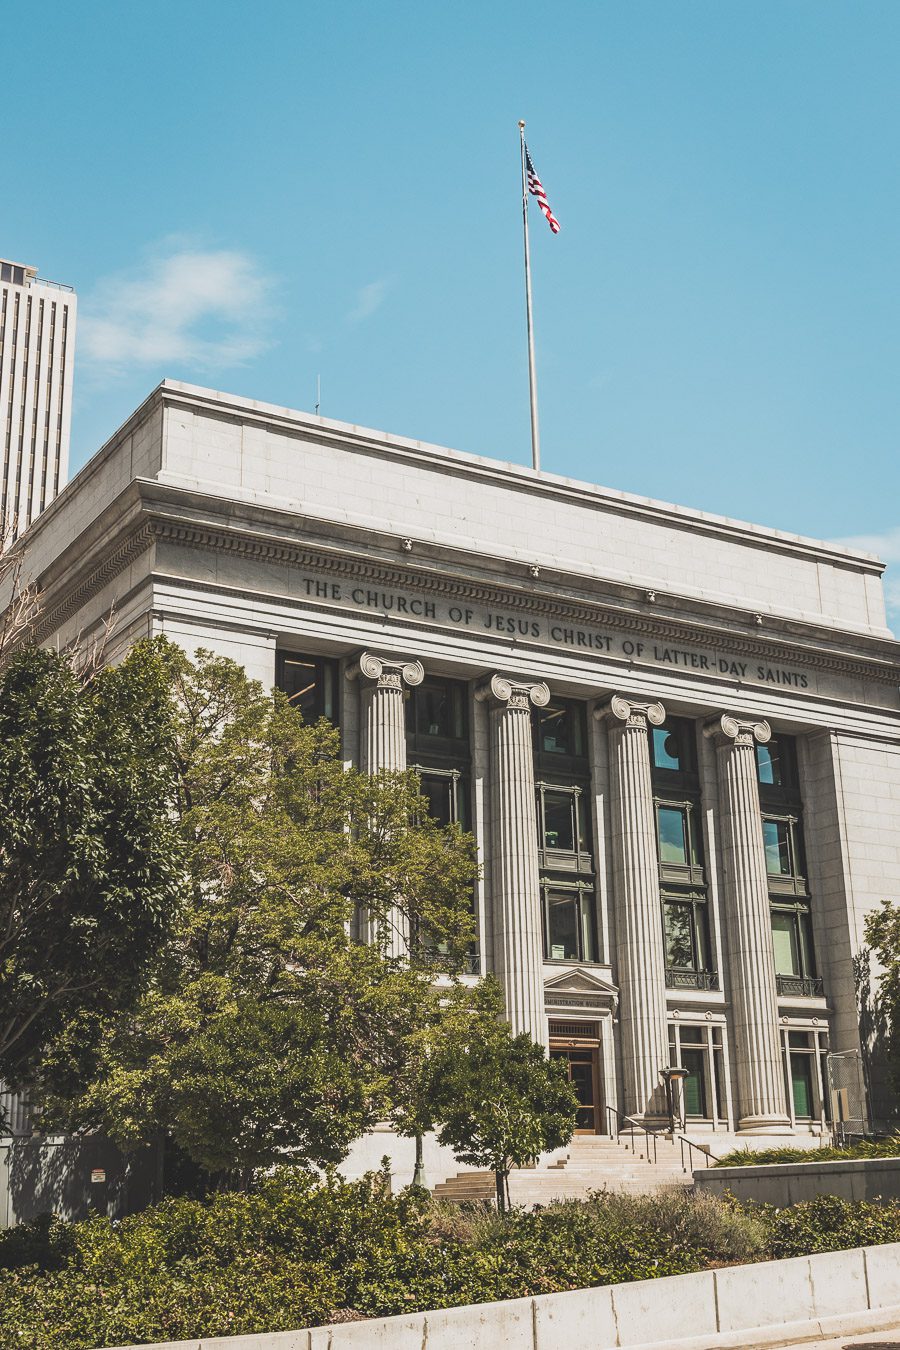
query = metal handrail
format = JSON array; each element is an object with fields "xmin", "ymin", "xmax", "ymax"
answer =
[
  {"xmin": 605, "ymin": 1105, "xmax": 659, "ymax": 1165},
  {"xmin": 678, "ymin": 1134, "xmax": 719, "ymax": 1174}
]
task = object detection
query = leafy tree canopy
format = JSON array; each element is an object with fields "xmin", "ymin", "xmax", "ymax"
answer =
[
  {"xmin": 38, "ymin": 647, "xmax": 478, "ymax": 1186},
  {"xmin": 0, "ymin": 641, "xmax": 183, "ymax": 1103}
]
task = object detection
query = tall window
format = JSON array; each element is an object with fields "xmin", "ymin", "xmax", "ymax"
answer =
[
  {"xmin": 668, "ymin": 1022, "xmax": 727, "ymax": 1123},
  {"xmin": 533, "ymin": 698, "xmax": 597, "ymax": 962},
  {"xmin": 276, "ymin": 651, "xmax": 338, "ymax": 725},
  {"xmin": 756, "ymin": 735, "xmax": 821, "ymax": 997},
  {"xmin": 650, "ymin": 718, "xmax": 717, "ymax": 990},
  {"xmin": 406, "ymin": 676, "xmax": 475, "ymax": 970}
]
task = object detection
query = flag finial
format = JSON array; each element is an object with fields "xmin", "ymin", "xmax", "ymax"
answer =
[{"xmin": 518, "ymin": 119, "xmax": 525, "ymax": 129}]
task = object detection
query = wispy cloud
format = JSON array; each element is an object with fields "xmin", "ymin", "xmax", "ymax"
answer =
[
  {"xmin": 347, "ymin": 278, "xmax": 391, "ymax": 325},
  {"xmin": 834, "ymin": 527, "xmax": 900, "ymax": 628},
  {"xmin": 79, "ymin": 244, "xmax": 275, "ymax": 377},
  {"xmin": 835, "ymin": 527, "xmax": 900, "ymax": 564}
]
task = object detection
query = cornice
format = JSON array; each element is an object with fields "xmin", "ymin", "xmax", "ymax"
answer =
[
  {"xmin": 31, "ymin": 521, "xmax": 156, "ymax": 647},
  {"xmin": 155, "ymin": 382, "xmax": 884, "ymax": 575},
  {"xmin": 145, "ymin": 516, "xmax": 900, "ymax": 685},
  {"xmin": 21, "ymin": 486, "xmax": 900, "ymax": 690}
]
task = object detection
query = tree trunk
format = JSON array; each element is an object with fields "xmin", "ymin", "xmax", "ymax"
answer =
[
  {"xmin": 494, "ymin": 1167, "xmax": 507, "ymax": 1214},
  {"xmin": 412, "ymin": 1129, "xmax": 426, "ymax": 1188}
]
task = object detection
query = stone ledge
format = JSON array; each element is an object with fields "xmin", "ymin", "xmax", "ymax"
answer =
[{"xmin": 105, "ymin": 1240, "xmax": 900, "ymax": 1350}]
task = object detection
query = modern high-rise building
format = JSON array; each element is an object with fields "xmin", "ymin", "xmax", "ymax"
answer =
[{"xmin": 0, "ymin": 258, "xmax": 76, "ymax": 540}]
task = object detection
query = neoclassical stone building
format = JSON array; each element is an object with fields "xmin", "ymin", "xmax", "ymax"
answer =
[{"xmin": 7, "ymin": 380, "xmax": 900, "ymax": 1142}]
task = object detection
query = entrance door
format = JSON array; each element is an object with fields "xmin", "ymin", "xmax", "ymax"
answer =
[{"xmin": 551, "ymin": 1049, "xmax": 601, "ymax": 1133}]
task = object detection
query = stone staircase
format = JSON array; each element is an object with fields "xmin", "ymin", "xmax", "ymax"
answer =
[{"xmin": 432, "ymin": 1132, "xmax": 697, "ymax": 1206}]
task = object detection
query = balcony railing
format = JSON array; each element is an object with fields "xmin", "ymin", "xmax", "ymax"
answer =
[
  {"xmin": 776, "ymin": 974, "xmax": 824, "ymax": 998},
  {"xmin": 665, "ymin": 969, "xmax": 719, "ymax": 991}
]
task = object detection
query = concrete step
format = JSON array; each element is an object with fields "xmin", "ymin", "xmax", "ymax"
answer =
[{"xmin": 432, "ymin": 1142, "xmax": 695, "ymax": 1204}]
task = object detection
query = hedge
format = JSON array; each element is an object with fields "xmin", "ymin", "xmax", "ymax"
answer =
[{"xmin": 1, "ymin": 1171, "xmax": 899, "ymax": 1349}]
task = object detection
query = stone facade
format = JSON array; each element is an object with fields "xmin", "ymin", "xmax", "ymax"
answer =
[{"xmin": 5, "ymin": 379, "xmax": 900, "ymax": 1139}]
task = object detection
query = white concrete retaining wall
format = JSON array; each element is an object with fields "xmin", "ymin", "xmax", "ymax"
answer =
[
  {"xmin": 108, "ymin": 1240, "xmax": 900, "ymax": 1350},
  {"xmin": 694, "ymin": 1155, "xmax": 900, "ymax": 1204}
]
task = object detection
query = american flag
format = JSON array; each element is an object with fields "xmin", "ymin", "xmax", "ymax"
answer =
[{"xmin": 525, "ymin": 145, "xmax": 560, "ymax": 234}]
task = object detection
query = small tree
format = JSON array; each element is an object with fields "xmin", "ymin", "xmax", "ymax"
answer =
[
  {"xmin": 386, "ymin": 979, "xmax": 504, "ymax": 1188},
  {"xmin": 431, "ymin": 1006, "xmax": 578, "ymax": 1212}
]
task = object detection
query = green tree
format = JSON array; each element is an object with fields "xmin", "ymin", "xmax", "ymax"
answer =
[
  {"xmin": 386, "ymin": 978, "xmax": 506, "ymax": 1187},
  {"xmin": 431, "ymin": 1006, "xmax": 578, "ymax": 1212},
  {"xmin": 0, "ymin": 642, "xmax": 182, "ymax": 1107},
  {"xmin": 40, "ymin": 648, "xmax": 478, "ymax": 1188}
]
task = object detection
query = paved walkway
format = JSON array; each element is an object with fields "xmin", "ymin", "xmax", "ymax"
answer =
[{"xmin": 767, "ymin": 1326, "xmax": 900, "ymax": 1350}]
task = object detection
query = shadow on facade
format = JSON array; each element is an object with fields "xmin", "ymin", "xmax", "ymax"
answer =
[
  {"xmin": 2, "ymin": 1135, "xmax": 155, "ymax": 1227},
  {"xmin": 855, "ymin": 948, "xmax": 899, "ymax": 1131}
]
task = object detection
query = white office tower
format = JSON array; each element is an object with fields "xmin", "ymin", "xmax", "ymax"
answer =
[{"xmin": 0, "ymin": 258, "xmax": 76, "ymax": 540}]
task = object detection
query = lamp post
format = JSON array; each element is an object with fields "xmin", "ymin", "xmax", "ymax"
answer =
[{"xmin": 660, "ymin": 1066, "xmax": 689, "ymax": 1134}]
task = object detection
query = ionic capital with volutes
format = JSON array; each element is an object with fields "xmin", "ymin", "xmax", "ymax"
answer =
[
  {"xmin": 594, "ymin": 694, "xmax": 666, "ymax": 731},
  {"xmin": 347, "ymin": 651, "xmax": 425, "ymax": 691},
  {"xmin": 475, "ymin": 673, "xmax": 550, "ymax": 711},
  {"xmin": 703, "ymin": 713, "xmax": 771, "ymax": 748}
]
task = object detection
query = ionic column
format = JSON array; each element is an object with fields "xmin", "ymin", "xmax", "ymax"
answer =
[
  {"xmin": 348, "ymin": 651, "xmax": 424, "ymax": 774},
  {"xmin": 598, "ymin": 694, "xmax": 669, "ymax": 1120},
  {"xmin": 348, "ymin": 652, "xmax": 424, "ymax": 957},
  {"xmin": 704, "ymin": 714, "xmax": 790, "ymax": 1132},
  {"xmin": 476, "ymin": 674, "xmax": 549, "ymax": 1047}
]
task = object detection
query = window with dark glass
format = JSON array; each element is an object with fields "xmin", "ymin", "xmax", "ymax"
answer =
[
  {"xmin": 415, "ymin": 767, "xmax": 471, "ymax": 831},
  {"xmin": 668, "ymin": 1024, "xmax": 719, "ymax": 1121},
  {"xmin": 533, "ymin": 697, "xmax": 598, "ymax": 962},
  {"xmin": 785, "ymin": 1031, "xmax": 819, "ymax": 1119},
  {"xmin": 543, "ymin": 883, "xmax": 596, "ymax": 963},
  {"xmin": 407, "ymin": 677, "xmax": 475, "ymax": 970},
  {"xmin": 756, "ymin": 735, "xmax": 821, "ymax": 997},
  {"xmin": 406, "ymin": 677, "xmax": 468, "ymax": 760},
  {"xmin": 534, "ymin": 698, "xmax": 586, "ymax": 760},
  {"xmin": 276, "ymin": 651, "xmax": 338, "ymax": 724},
  {"xmin": 650, "ymin": 718, "xmax": 716, "ymax": 990}
]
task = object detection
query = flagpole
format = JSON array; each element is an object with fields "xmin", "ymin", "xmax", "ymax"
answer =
[{"xmin": 519, "ymin": 119, "xmax": 541, "ymax": 473}]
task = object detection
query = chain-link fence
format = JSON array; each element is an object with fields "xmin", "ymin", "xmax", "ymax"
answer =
[{"xmin": 826, "ymin": 1050, "xmax": 868, "ymax": 1142}]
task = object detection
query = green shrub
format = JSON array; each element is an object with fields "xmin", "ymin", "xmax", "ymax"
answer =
[
  {"xmin": 752, "ymin": 1193, "xmax": 900, "ymax": 1258},
  {"xmin": 714, "ymin": 1135, "xmax": 900, "ymax": 1167},
  {"xmin": 1, "ymin": 1172, "xmax": 899, "ymax": 1349}
]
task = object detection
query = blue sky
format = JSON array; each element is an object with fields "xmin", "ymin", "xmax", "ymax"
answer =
[{"xmin": 5, "ymin": 2, "xmax": 900, "ymax": 620}]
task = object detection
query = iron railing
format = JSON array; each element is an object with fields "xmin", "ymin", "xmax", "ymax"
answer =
[
  {"xmin": 665, "ymin": 969, "xmax": 720, "ymax": 991},
  {"xmin": 776, "ymin": 974, "xmax": 824, "ymax": 998}
]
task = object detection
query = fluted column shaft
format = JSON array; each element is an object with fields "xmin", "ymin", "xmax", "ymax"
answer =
[
  {"xmin": 600, "ymin": 695, "xmax": 669, "ymax": 1119},
  {"xmin": 706, "ymin": 714, "xmax": 790, "ymax": 1131},
  {"xmin": 476, "ymin": 674, "xmax": 549, "ymax": 1047},
  {"xmin": 348, "ymin": 652, "xmax": 424, "ymax": 958}
]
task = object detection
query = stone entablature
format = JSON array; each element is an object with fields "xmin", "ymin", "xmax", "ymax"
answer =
[{"xmin": 16, "ymin": 488, "xmax": 900, "ymax": 720}]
